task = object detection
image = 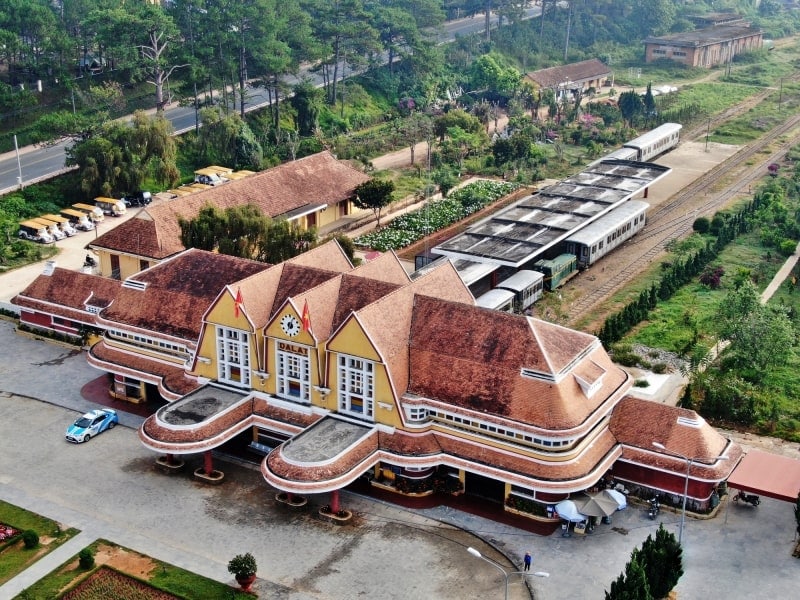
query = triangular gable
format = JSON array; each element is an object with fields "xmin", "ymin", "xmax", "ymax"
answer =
[
  {"xmin": 265, "ymin": 296, "xmax": 317, "ymax": 347},
  {"xmin": 327, "ymin": 313, "xmax": 383, "ymax": 363},
  {"xmin": 350, "ymin": 259, "xmax": 477, "ymax": 408},
  {"xmin": 286, "ymin": 239, "xmax": 354, "ymax": 272},
  {"xmin": 350, "ymin": 250, "xmax": 410, "ymax": 285},
  {"xmin": 529, "ymin": 318, "xmax": 597, "ymax": 379}
]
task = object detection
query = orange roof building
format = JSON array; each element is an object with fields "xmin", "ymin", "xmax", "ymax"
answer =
[
  {"xmin": 89, "ymin": 151, "xmax": 370, "ymax": 281},
  {"xmin": 14, "ymin": 240, "xmax": 740, "ymax": 522}
]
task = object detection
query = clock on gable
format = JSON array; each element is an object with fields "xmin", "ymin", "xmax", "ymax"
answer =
[{"xmin": 280, "ymin": 314, "xmax": 301, "ymax": 337}]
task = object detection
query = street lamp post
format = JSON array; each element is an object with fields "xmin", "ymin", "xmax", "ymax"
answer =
[
  {"xmin": 652, "ymin": 442, "xmax": 728, "ymax": 544},
  {"xmin": 467, "ymin": 547, "xmax": 549, "ymax": 600}
]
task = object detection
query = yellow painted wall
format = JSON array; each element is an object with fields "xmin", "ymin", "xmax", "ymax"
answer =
[
  {"xmin": 264, "ymin": 305, "xmax": 321, "ymax": 400},
  {"xmin": 191, "ymin": 291, "xmax": 257, "ymax": 383},
  {"xmin": 96, "ymin": 250, "xmax": 150, "ymax": 280},
  {"xmin": 325, "ymin": 317, "xmax": 402, "ymax": 427}
]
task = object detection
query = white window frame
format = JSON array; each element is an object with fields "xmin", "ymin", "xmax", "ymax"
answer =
[
  {"xmin": 276, "ymin": 345, "xmax": 310, "ymax": 402},
  {"xmin": 216, "ymin": 326, "xmax": 250, "ymax": 387},
  {"xmin": 338, "ymin": 354, "xmax": 375, "ymax": 419}
]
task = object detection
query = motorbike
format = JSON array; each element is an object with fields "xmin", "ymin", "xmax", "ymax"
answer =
[
  {"xmin": 647, "ymin": 497, "xmax": 660, "ymax": 520},
  {"xmin": 84, "ymin": 254, "xmax": 97, "ymax": 268},
  {"xmin": 733, "ymin": 491, "xmax": 760, "ymax": 506}
]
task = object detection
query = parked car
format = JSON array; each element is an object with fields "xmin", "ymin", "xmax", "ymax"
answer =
[
  {"xmin": 42, "ymin": 214, "xmax": 78, "ymax": 236},
  {"xmin": 60, "ymin": 208, "xmax": 95, "ymax": 231},
  {"xmin": 31, "ymin": 218, "xmax": 65, "ymax": 241},
  {"xmin": 95, "ymin": 197, "xmax": 127, "ymax": 217},
  {"xmin": 18, "ymin": 221, "xmax": 54, "ymax": 243},
  {"xmin": 122, "ymin": 191, "xmax": 152, "ymax": 208},
  {"xmin": 65, "ymin": 409, "xmax": 118, "ymax": 443}
]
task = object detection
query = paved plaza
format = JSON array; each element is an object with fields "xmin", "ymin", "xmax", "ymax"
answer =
[{"xmin": 0, "ymin": 320, "xmax": 798, "ymax": 599}]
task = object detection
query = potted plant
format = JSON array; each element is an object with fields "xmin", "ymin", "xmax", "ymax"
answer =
[{"xmin": 228, "ymin": 552, "xmax": 257, "ymax": 591}]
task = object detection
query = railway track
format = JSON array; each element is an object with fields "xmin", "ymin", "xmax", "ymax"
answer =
[{"xmin": 563, "ymin": 113, "xmax": 800, "ymax": 328}]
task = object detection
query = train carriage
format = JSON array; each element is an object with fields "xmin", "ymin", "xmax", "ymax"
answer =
[
  {"xmin": 622, "ymin": 123, "xmax": 682, "ymax": 162},
  {"xmin": 475, "ymin": 288, "xmax": 516, "ymax": 312},
  {"xmin": 565, "ymin": 200, "xmax": 649, "ymax": 269},
  {"xmin": 495, "ymin": 270, "xmax": 545, "ymax": 313}
]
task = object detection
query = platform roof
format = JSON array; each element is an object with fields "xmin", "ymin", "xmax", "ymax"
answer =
[
  {"xmin": 726, "ymin": 449, "xmax": 800, "ymax": 503},
  {"xmin": 432, "ymin": 160, "xmax": 671, "ymax": 268}
]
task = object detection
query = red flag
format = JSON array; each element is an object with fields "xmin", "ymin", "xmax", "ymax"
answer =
[
  {"xmin": 234, "ymin": 288, "xmax": 243, "ymax": 318},
  {"xmin": 301, "ymin": 299, "xmax": 312, "ymax": 334}
]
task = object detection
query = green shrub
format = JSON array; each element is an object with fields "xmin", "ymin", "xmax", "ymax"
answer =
[
  {"xmin": 78, "ymin": 547, "xmax": 95, "ymax": 569},
  {"xmin": 634, "ymin": 379, "xmax": 651, "ymax": 388},
  {"xmin": 779, "ymin": 239, "xmax": 797, "ymax": 256},
  {"xmin": 693, "ymin": 217, "xmax": 710, "ymax": 233},
  {"xmin": 652, "ymin": 363, "xmax": 668, "ymax": 374},
  {"xmin": 22, "ymin": 529, "xmax": 39, "ymax": 549}
]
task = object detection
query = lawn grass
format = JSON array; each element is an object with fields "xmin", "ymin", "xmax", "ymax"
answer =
[
  {"xmin": 0, "ymin": 500, "xmax": 79, "ymax": 585},
  {"xmin": 620, "ymin": 201, "xmax": 800, "ymax": 440},
  {"xmin": 17, "ymin": 539, "xmax": 253, "ymax": 600}
]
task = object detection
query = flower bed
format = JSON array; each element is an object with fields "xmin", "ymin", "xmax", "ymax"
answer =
[
  {"xmin": 61, "ymin": 566, "xmax": 180, "ymax": 600},
  {"xmin": 0, "ymin": 522, "xmax": 19, "ymax": 543},
  {"xmin": 355, "ymin": 180, "xmax": 519, "ymax": 252}
]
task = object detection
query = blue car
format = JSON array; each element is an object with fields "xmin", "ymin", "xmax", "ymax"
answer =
[{"xmin": 65, "ymin": 409, "xmax": 118, "ymax": 443}]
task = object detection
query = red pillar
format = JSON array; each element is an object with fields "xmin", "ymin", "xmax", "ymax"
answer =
[
  {"xmin": 330, "ymin": 489, "xmax": 340, "ymax": 514},
  {"xmin": 644, "ymin": 186, "xmax": 649, "ymax": 198},
  {"xmin": 204, "ymin": 450, "xmax": 214, "ymax": 475},
  {"xmin": 286, "ymin": 492, "xmax": 293, "ymax": 503},
  {"xmin": 166, "ymin": 453, "xmax": 174, "ymax": 465}
]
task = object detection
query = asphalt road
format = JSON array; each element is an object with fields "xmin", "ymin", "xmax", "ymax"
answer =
[{"xmin": 0, "ymin": 8, "xmax": 541, "ymax": 195}]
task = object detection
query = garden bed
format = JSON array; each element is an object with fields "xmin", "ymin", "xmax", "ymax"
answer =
[
  {"xmin": 354, "ymin": 180, "xmax": 520, "ymax": 252},
  {"xmin": 62, "ymin": 566, "xmax": 180, "ymax": 600}
]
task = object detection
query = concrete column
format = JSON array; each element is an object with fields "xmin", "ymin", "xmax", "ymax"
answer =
[{"xmin": 204, "ymin": 450, "xmax": 214, "ymax": 475}]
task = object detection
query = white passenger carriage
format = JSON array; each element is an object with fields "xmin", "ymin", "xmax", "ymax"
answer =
[
  {"xmin": 622, "ymin": 123, "xmax": 682, "ymax": 162},
  {"xmin": 475, "ymin": 288, "xmax": 516, "ymax": 312},
  {"xmin": 565, "ymin": 200, "xmax": 649, "ymax": 269},
  {"xmin": 602, "ymin": 146, "xmax": 638, "ymax": 161},
  {"xmin": 495, "ymin": 270, "xmax": 545, "ymax": 313}
]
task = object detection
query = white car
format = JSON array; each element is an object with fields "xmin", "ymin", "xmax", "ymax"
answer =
[{"xmin": 65, "ymin": 409, "xmax": 119, "ymax": 443}]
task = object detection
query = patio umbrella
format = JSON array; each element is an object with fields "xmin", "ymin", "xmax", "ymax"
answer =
[
  {"xmin": 604, "ymin": 488, "xmax": 627, "ymax": 510},
  {"xmin": 555, "ymin": 500, "xmax": 587, "ymax": 522},
  {"xmin": 573, "ymin": 491, "xmax": 619, "ymax": 518}
]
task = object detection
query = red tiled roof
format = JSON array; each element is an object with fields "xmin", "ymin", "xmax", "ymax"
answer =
[
  {"xmin": 526, "ymin": 59, "xmax": 612, "ymax": 89},
  {"xmin": 12, "ymin": 267, "xmax": 122, "ymax": 325},
  {"xmin": 13, "ymin": 267, "xmax": 120, "ymax": 310},
  {"xmin": 407, "ymin": 296, "xmax": 629, "ymax": 430},
  {"xmin": 88, "ymin": 340, "xmax": 200, "ymax": 399},
  {"xmin": 286, "ymin": 238, "xmax": 354, "ymax": 272},
  {"xmin": 91, "ymin": 152, "xmax": 370, "ymax": 260},
  {"xmin": 99, "ymin": 249, "xmax": 270, "ymax": 341},
  {"xmin": 89, "ymin": 217, "xmax": 165, "ymax": 259},
  {"xmin": 352, "ymin": 260, "xmax": 475, "ymax": 402},
  {"xmin": 610, "ymin": 396, "xmax": 742, "ymax": 481}
]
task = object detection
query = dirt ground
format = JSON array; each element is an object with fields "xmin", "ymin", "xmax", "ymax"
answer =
[{"xmin": 61, "ymin": 542, "xmax": 157, "ymax": 582}]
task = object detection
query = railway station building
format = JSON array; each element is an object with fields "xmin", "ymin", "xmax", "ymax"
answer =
[
  {"xmin": 13, "ymin": 240, "xmax": 740, "ymax": 524},
  {"xmin": 88, "ymin": 151, "xmax": 370, "ymax": 281}
]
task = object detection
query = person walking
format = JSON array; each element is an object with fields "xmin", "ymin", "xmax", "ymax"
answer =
[{"xmin": 523, "ymin": 551, "xmax": 532, "ymax": 572}]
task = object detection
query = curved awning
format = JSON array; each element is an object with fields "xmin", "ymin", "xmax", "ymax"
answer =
[{"xmin": 726, "ymin": 449, "xmax": 800, "ymax": 502}]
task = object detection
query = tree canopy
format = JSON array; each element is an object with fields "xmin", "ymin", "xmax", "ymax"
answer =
[
  {"xmin": 353, "ymin": 179, "xmax": 396, "ymax": 228},
  {"xmin": 66, "ymin": 111, "xmax": 179, "ymax": 199},
  {"xmin": 178, "ymin": 204, "xmax": 317, "ymax": 263}
]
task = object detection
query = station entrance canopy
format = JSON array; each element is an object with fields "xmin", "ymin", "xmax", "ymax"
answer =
[
  {"xmin": 433, "ymin": 160, "xmax": 671, "ymax": 268},
  {"xmin": 726, "ymin": 449, "xmax": 800, "ymax": 502}
]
